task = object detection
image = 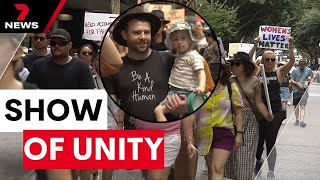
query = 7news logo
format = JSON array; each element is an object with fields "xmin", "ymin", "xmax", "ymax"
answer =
[{"xmin": 4, "ymin": 4, "xmax": 39, "ymax": 30}]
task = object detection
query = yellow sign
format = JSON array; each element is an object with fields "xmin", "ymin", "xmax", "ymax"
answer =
[{"xmin": 164, "ymin": 9, "xmax": 185, "ymax": 28}]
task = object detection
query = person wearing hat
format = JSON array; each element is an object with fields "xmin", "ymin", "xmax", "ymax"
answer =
[
  {"xmin": 105, "ymin": 6, "xmax": 195, "ymax": 180},
  {"xmin": 194, "ymin": 57, "xmax": 244, "ymax": 180},
  {"xmin": 249, "ymin": 36, "xmax": 295, "ymax": 179},
  {"xmin": 290, "ymin": 58, "xmax": 313, "ymax": 127},
  {"xmin": 150, "ymin": 9, "xmax": 170, "ymax": 51},
  {"xmin": 26, "ymin": 28, "xmax": 95, "ymax": 89},
  {"xmin": 154, "ymin": 21, "xmax": 206, "ymax": 122},
  {"xmin": 78, "ymin": 39, "xmax": 99, "ymax": 65},
  {"xmin": 224, "ymin": 52, "xmax": 273, "ymax": 180}
]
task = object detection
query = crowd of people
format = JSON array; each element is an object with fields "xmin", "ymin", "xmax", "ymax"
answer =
[{"xmin": 0, "ymin": 3, "xmax": 315, "ymax": 180}]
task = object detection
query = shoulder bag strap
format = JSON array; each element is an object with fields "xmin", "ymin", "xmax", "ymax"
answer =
[{"xmin": 235, "ymin": 78, "xmax": 256, "ymax": 109}]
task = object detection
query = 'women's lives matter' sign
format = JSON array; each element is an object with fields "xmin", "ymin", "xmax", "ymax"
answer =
[{"xmin": 258, "ymin": 25, "xmax": 291, "ymax": 50}]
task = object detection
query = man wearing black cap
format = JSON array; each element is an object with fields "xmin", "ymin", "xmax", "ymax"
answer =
[
  {"xmin": 105, "ymin": 6, "xmax": 195, "ymax": 180},
  {"xmin": 26, "ymin": 28, "xmax": 95, "ymax": 89},
  {"xmin": 150, "ymin": 10, "xmax": 170, "ymax": 51}
]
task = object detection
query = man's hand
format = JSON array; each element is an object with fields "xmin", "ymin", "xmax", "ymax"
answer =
[
  {"xmin": 297, "ymin": 82, "xmax": 304, "ymax": 90},
  {"xmin": 165, "ymin": 93, "xmax": 188, "ymax": 114}
]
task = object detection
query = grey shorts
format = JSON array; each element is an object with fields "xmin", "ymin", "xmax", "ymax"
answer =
[{"xmin": 293, "ymin": 90, "xmax": 309, "ymax": 106}]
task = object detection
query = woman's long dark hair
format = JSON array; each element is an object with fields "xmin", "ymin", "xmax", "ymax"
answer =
[
  {"xmin": 219, "ymin": 65, "xmax": 232, "ymax": 86},
  {"xmin": 242, "ymin": 61, "xmax": 255, "ymax": 77}
]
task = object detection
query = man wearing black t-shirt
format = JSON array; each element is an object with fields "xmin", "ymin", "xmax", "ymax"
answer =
[
  {"xmin": 104, "ymin": 6, "xmax": 195, "ymax": 180},
  {"xmin": 26, "ymin": 29, "xmax": 95, "ymax": 89},
  {"xmin": 23, "ymin": 32, "xmax": 51, "ymax": 72}
]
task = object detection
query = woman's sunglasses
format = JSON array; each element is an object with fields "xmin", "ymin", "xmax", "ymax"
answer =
[
  {"xmin": 230, "ymin": 61, "xmax": 241, "ymax": 67},
  {"xmin": 81, "ymin": 51, "xmax": 93, "ymax": 56},
  {"xmin": 264, "ymin": 58, "xmax": 276, "ymax": 62}
]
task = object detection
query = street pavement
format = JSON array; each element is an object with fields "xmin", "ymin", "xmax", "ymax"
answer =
[
  {"xmin": 99, "ymin": 83, "xmax": 320, "ymax": 180},
  {"xmin": 255, "ymin": 83, "xmax": 320, "ymax": 180}
]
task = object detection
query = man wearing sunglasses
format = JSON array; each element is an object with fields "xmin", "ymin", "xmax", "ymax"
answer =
[
  {"xmin": 290, "ymin": 59, "xmax": 313, "ymax": 127},
  {"xmin": 26, "ymin": 28, "xmax": 95, "ymax": 89},
  {"xmin": 23, "ymin": 32, "xmax": 51, "ymax": 72},
  {"xmin": 249, "ymin": 36, "xmax": 295, "ymax": 179}
]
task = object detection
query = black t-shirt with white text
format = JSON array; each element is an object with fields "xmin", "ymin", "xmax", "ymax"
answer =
[{"xmin": 105, "ymin": 50, "xmax": 175, "ymax": 122}]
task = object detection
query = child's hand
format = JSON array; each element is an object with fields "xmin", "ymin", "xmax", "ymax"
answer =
[{"xmin": 195, "ymin": 86, "xmax": 205, "ymax": 94}]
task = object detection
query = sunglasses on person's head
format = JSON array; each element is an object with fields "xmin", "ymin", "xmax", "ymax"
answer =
[
  {"xmin": 50, "ymin": 41, "xmax": 69, "ymax": 47},
  {"xmin": 81, "ymin": 51, "xmax": 93, "ymax": 56},
  {"xmin": 264, "ymin": 58, "xmax": 276, "ymax": 62},
  {"xmin": 34, "ymin": 36, "xmax": 46, "ymax": 41},
  {"xmin": 230, "ymin": 61, "xmax": 241, "ymax": 67}
]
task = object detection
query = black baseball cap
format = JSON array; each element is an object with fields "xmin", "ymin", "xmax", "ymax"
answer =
[{"xmin": 49, "ymin": 28, "xmax": 71, "ymax": 41}]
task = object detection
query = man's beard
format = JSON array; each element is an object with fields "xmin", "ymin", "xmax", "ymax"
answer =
[{"xmin": 127, "ymin": 40, "xmax": 150, "ymax": 54}]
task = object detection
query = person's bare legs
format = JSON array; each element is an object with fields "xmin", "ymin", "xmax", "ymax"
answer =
[
  {"xmin": 154, "ymin": 104, "xmax": 170, "ymax": 122},
  {"xmin": 294, "ymin": 104, "xmax": 300, "ymax": 121},
  {"xmin": 299, "ymin": 105, "xmax": 306, "ymax": 121},
  {"xmin": 71, "ymin": 170, "xmax": 79, "ymax": 180},
  {"xmin": 146, "ymin": 168, "xmax": 172, "ymax": 180},
  {"xmin": 204, "ymin": 148, "xmax": 230, "ymax": 180},
  {"xmin": 102, "ymin": 170, "xmax": 114, "ymax": 180},
  {"xmin": 78, "ymin": 170, "xmax": 96, "ymax": 180},
  {"xmin": 173, "ymin": 115, "xmax": 198, "ymax": 180}
]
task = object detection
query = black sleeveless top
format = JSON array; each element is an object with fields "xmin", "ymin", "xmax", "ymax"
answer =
[{"xmin": 260, "ymin": 71, "xmax": 282, "ymax": 113}]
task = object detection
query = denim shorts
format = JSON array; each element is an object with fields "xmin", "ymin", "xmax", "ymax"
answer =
[{"xmin": 280, "ymin": 87, "xmax": 290, "ymax": 102}]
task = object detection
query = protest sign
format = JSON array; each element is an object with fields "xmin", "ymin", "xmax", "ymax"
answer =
[
  {"xmin": 163, "ymin": 9, "xmax": 185, "ymax": 28},
  {"xmin": 258, "ymin": 25, "xmax": 291, "ymax": 50},
  {"xmin": 217, "ymin": 37, "xmax": 226, "ymax": 58},
  {"xmin": 83, "ymin": 12, "xmax": 118, "ymax": 41},
  {"xmin": 229, "ymin": 43, "xmax": 254, "ymax": 54}
]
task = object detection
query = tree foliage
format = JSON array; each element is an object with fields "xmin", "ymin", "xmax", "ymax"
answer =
[
  {"xmin": 294, "ymin": 8, "xmax": 320, "ymax": 67},
  {"xmin": 197, "ymin": 0, "xmax": 238, "ymax": 43}
]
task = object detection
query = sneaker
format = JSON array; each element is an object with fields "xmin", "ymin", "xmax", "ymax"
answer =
[
  {"xmin": 294, "ymin": 120, "xmax": 300, "ymax": 126},
  {"xmin": 282, "ymin": 119, "xmax": 287, "ymax": 125},
  {"xmin": 254, "ymin": 159, "xmax": 263, "ymax": 175},
  {"xmin": 267, "ymin": 171, "xmax": 275, "ymax": 180},
  {"xmin": 300, "ymin": 121, "xmax": 306, "ymax": 127}
]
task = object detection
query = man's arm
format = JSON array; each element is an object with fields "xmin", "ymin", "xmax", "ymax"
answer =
[{"xmin": 100, "ymin": 36, "xmax": 123, "ymax": 77}]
